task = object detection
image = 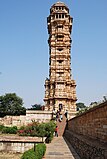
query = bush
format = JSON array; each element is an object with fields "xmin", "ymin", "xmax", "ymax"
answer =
[
  {"xmin": 2, "ymin": 126, "xmax": 17, "ymax": 134},
  {"xmin": 44, "ymin": 121, "xmax": 56, "ymax": 143},
  {"xmin": 18, "ymin": 122, "xmax": 39, "ymax": 136},
  {"xmin": 45, "ymin": 133, "xmax": 53, "ymax": 143},
  {"xmin": 36, "ymin": 143, "xmax": 46, "ymax": 158},
  {"xmin": 0, "ymin": 125, "xmax": 5, "ymax": 131},
  {"xmin": 18, "ymin": 121, "xmax": 56, "ymax": 143},
  {"xmin": 21, "ymin": 149, "xmax": 36, "ymax": 159},
  {"xmin": 21, "ymin": 143, "xmax": 46, "ymax": 159}
]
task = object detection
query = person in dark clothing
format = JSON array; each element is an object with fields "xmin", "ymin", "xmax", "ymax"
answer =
[
  {"xmin": 55, "ymin": 126, "xmax": 58, "ymax": 137},
  {"xmin": 65, "ymin": 110, "xmax": 68, "ymax": 119},
  {"xmin": 56, "ymin": 110, "xmax": 59, "ymax": 121}
]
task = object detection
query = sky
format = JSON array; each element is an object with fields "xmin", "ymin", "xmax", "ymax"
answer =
[{"xmin": 0, "ymin": 0, "xmax": 107, "ymax": 108}]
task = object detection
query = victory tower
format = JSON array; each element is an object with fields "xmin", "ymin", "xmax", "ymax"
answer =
[{"xmin": 44, "ymin": 2, "xmax": 77, "ymax": 118}]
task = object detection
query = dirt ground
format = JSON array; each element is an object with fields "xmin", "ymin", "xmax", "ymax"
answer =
[{"xmin": 0, "ymin": 152, "xmax": 22, "ymax": 159}]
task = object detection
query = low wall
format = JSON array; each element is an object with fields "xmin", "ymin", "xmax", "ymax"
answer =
[
  {"xmin": 26, "ymin": 110, "xmax": 52, "ymax": 125},
  {"xmin": 0, "ymin": 115, "xmax": 26, "ymax": 127},
  {"xmin": 0, "ymin": 110, "xmax": 52, "ymax": 127},
  {"xmin": 0, "ymin": 135, "xmax": 43, "ymax": 153},
  {"xmin": 0, "ymin": 142, "xmax": 34, "ymax": 153},
  {"xmin": 64, "ymin": 101, "xmax": 107, "ymax": 159}
]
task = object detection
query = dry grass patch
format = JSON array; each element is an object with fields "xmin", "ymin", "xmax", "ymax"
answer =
[{"xmin": 0, "ymin": 152, "xmax": 22, "ymax": 159}]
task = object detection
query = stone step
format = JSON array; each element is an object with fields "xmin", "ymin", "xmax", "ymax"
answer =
[
  {"xmin": 44, "ymin": 136, "xmax": 80, "ymax": 159},
  {"xmin": 56, "ymin": 113, "xmax": 67, "ymax": 136}
]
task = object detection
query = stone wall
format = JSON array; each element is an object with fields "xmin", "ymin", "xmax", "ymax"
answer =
[
  {"xmin": 64, "ymin": 101, "xmax": 107, "ymax": 159},
  {"xmin": 0, "ymin": 136, "xmax": 43, "ymax": 153},
  {"xmin": 0, "ymin": 135, "xmax": 45, "ymax": 153},
  {"xmin": 68, "ymin": 101, "xmax": 107, "ymax": 143},
  {"xmin": 26, "ymin": 110, "xmax": 52, "ymax": 125},
  {"xmin": 64, "ymin": 130, "xmax": 107, "ymax": 159},
  {"xmin": 0, "ymin": 115, "xmax": 26, "ymax": 127},
  {"xmin": 0, "ymin": 142, "xmax": 34, "ymax": 153},
  {"xmin": 0, "ymin": 110, "xmax": 52, "ymax": 127}
]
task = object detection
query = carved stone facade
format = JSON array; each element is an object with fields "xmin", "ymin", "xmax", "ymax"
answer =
[{"xmin": 44, "ymin": 2, "xmax": 77, "ymax": 118}]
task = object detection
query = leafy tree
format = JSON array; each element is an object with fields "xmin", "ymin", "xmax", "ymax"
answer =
[
  {"xmin": 76, "ymin": 102, "xmax": 87, "ymax": 111},
  {"xmin": 103, "ymin": 95, "xmax": 107, "ymax": 102},
  {"xmin": 0, "ymin": 93, "xmax": 26, "ymax": 117},
  {"xmin": 90, "ymin": 101, "xmax": 98, "ymax": 107},
  {"xmin": 28, "ymin": 104, "xmax": 42, "ymax": 110},
  {"xmin": 76, "ymin": 107, "xmax": 89, "ymax": 116}
]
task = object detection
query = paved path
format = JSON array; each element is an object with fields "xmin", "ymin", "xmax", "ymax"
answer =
[{"xmin": 44, "ymin": 136, "xmax": 80, "ymax": 159}]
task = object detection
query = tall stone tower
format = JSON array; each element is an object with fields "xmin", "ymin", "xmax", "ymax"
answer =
[{"xmin": 44, "ymin": 1, "xmax": 77, "ymax": 118}]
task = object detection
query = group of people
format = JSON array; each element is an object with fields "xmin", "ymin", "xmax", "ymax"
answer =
[
  {"xmin": 52, "ymin": 109, "xmax": 62, "ymax": 122},
  {"xmin": 52, "ymin": 109, "xmax": 68, "ymax": 122},
  {"xmin": 52, "ymin": 109, "xmax": 68, "ymax": 137}
]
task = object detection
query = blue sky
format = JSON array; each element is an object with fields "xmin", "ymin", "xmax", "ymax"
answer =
[{"xmin": 0, "ymin": 0, "xmax": 107, "ymax": 108}]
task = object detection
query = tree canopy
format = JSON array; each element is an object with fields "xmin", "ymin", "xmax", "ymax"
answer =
[
  {"xmin": 76, "ymin": 102, "xmax": 87, "ymax": 111},
  {"xmin": 0, "ymin": 93, "xmax": 26, "ymax": 117},
  {"xmin": 28, "ymin": 104, "xmax": 42, "ymax": 110}
]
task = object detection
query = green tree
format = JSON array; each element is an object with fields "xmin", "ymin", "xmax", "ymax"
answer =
[
  {"xmin": 0, "ymin": 93, "xmax": 26, "ymax": 117},
  {"xmin": 28, "ymin": 104, "xmax": 42, "ymax": 110},
  {"xmin": 103, "ymin": 95, "xmax": 107, "ymax": 102},
  {"xmin": 76, "ymin": 102, "xmax": 87, "ymax": 111}
]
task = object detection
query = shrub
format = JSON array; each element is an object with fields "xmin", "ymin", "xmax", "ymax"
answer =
[
  {"xmin": 44, "ymin": 121, "xmax": 56, "ymax": 143},
  {"xmin": 0, "ymin": 125, "xmax": 5, "ymax": 131},
  {"xmin": 21, "ymin": 149, "xmax": 36, "ymax": 159},
  {"xmin": 45, "ymin": 133, "xmax": 53, "ymax": 143},
  {"xmin": 18, "ymin": 121, "xmax": 56, "ymax": 143},
  {"xmin": 21, "ymin": 143, "xmax": 46, "ymax": 159},
  {"xmin": 2, "ymin": 126, "xmax": 17, "ymax": 134},
  {"xmin": 36, "ymin": 143, "xmax": 46, "ymax": 158},
  {"xmin": 18, "ymin": 122, "xmax": 39, "ymax": 136}
]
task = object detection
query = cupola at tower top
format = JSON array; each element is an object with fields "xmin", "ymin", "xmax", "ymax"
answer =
[{"xmin": 50, "ymin": 1, "xmax": 69, "ymax": 14}]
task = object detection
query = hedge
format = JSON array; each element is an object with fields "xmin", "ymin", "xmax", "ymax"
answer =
[
  {"xmin": 0, "ymin": 125, "xmax": 5, "ymax": 131},
  {"xmin": 18, "ymin": 121, "xmax": 56, "ymax": 143},
  {"xmin": 2, "ymin": 126, "xmax": 17, "ymax": 134},
  {"xmin": 21, "ymin": 143, "xmax": 46, "ymax": 159}
]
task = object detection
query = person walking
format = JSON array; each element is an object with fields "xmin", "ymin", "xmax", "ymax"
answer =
[
  {"xmin": 59, "ymin": 112, "xmax": 63, "ymax": 122},
  {"xmin": 65, "ymin": 110, "xmax": 68, "ymax": 119},
  {"xmin": 56, "ymin": 110, "xmax": 59, "ymax": 121},
  {"xmin": 55, "ymin": 126, "xmax": 58, "ymax": 137},
  {"xmin": 52, "ymin": 109, "xmax": 56, "ymax": 119}
]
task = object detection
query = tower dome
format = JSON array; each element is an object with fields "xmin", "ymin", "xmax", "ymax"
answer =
[
  {"xmin": 50, "ymin": 1, "xmax": 69, "ymax": 13},
  {"xmin": 52, "ymin": 1, "xmax": 68, "ymax": 7}
]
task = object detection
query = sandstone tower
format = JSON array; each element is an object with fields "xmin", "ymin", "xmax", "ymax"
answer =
[{"xmin": 44, "ymin": 1, "xmax": 77, "ymax": 118}]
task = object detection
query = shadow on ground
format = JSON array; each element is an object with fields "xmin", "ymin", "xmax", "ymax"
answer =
[{"xmin": 64, "ymin": 137, "xmax": 80, "ymax": 159}]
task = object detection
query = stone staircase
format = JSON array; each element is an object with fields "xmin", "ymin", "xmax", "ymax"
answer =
[
  {"xmin": 44, "ymin": 136, "xmax": 80, "ymax": 159},
  {"xmin": 57, "ymin": 112, "xmax": 67, "ymax": 136},
  {"xmin": 44, "ymin": 112, "xmax": 80, "ymax": 159}
]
